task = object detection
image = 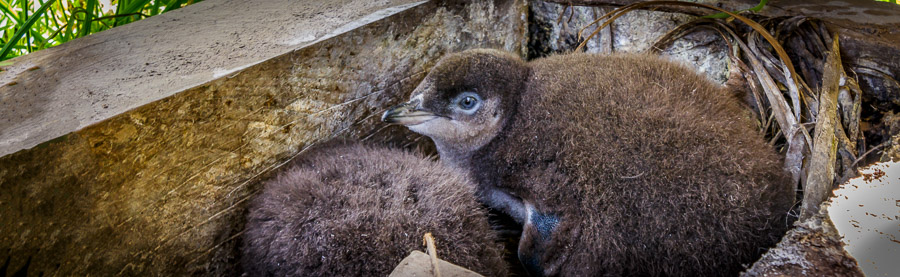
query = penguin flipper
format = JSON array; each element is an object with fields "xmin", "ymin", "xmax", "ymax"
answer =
[{"xmin": 519, "ymin": 203, "xmax": 559, "ymax": 277}]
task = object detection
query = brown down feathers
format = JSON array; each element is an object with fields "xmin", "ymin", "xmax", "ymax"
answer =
[
  {"xmin": 241, "ymin": 141, "xmax": 508, "ymax": 276},
  {"xmin": 420, "ymin": 50, "xmax": 794, "ymax": 276}
]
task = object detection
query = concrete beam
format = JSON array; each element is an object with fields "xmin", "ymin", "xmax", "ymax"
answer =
[
  {"xmin": 0, "ymin": 0, "xmax": 527, "ymax": 275},
  {"xmin": 0, "ymin": 0, "xmax": 425, "ymax": 157}
]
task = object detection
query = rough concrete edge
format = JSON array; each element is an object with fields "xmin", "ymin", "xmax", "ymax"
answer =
[{"xmin": 209, "ymin": 1, "xmax": 428, "ymax": 80}]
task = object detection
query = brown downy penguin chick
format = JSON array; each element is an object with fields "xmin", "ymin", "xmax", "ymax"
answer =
[
  {"xmin": 241, "ymin": 141, "xmax": 508, "ymax": 276},
  {"xmin": 383, "ymin": 49, "xmax": 794, "ymax": 276}
]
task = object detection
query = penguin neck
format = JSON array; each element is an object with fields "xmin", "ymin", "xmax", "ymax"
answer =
[
  {"xmin": 433, "ymin": 110, "xmax": 512, "ymax": 169},
  {"xmin": 435, "ymin": 142, "xmax": 473, "ymax": 169},
  {"xmin": 436, "ymin": 141, "xmax": 527, "ymax": 224}
]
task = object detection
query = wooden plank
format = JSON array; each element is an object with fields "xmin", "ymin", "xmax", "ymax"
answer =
[{"xmin": 389, "ymin": 251, "xmax": 485, "ymax": 277}]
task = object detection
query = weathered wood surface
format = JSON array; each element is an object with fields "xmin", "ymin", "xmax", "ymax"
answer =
[
  {"xmin": 0, "ymin": 0, "xmax": 424, "ymax": 158},
  {"xmin": 389, "ymin": 251, "xmax": 485, "ymax": 277},
  {"xmin": 0, "ymin": 1, "xmax": 528, "ymax": 275}
]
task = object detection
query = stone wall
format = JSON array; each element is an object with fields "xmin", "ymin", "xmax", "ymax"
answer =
[
  {"xmin": 528, "ymin": 1, "xmax": 730, "ymax": 84},
  {"xmin": 0, "ymin": 1, "xmax": 527, "ymax": 275}
]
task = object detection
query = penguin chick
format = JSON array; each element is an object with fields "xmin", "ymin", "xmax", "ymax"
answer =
[
  {"xmin": 383, "ymin": 50, "xmax": 794, "ymax": 276},
  {"xmin": 241, "ymin": 141, "xmax": 508, "ymax": 277}
]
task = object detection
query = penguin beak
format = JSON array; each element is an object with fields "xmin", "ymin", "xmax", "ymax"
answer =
[{"xmin": 382, "ymin": 99, "xmax": 438, "ymax": 125}]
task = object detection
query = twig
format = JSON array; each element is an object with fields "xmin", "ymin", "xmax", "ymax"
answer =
[
  {"xmin": 556, "ymin": 2, "xmax": 574, "ymax": 24},
  {"xmin": 850, "ymin": 141, "xmax": 890, "ymax": 169},
  {"xmin": 423, "ymin": 233, "xmax": 442, "ymax": 277}
]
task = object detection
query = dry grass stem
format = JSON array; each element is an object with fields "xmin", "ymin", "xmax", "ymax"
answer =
[{"xmin": 423, "ymin": 233, "xmax": 442, "ymax": 277}]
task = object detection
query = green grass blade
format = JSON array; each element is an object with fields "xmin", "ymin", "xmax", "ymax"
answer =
[
  {"xmin": 59, "ymin": 1, "xmax": 70, "ymax": 34},
  {"xmin": 119, "ymin": 0, "xmax": 151, "ymax": 25},
  {"xmin": 1, "ymin": 0, "xmax": 202, "ymax": 60},
  {"xmin": 152, "ymin": 0, "xmax": 162, "ymax": 15},
  {"xmin": 47, "ymin": 1, "xmax": 62, "ymax": 33},
  {"xmin": 0, "ymin": 0, "xmax": 57, "ymax": 60},
  {"xmin": 162, "ymin": 0, "xmax": 187, "ymax": 13},
  {"xmin": 63, "ymin": 2, "xmax": 74, "ymax": 40},
  {"xmin": 79, "ymin": 0, "xmax": 97, "ymax": 37},
  {"xmin": 0, "ymin": 1, "xmax": 24, "ymax": 25},
  {"xmin": 123, "ymin": 0, "xmax": 151, "ymax": 14},
  {"xmin": 22, "ymin": 0, "xmax": 33, "ymax": 52},
  {"xmin": 114, "ymin": 0, "xmax": 126, "ymax": 26}
]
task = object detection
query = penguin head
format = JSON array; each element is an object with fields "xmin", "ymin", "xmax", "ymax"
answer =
[{"xmin": 383, "ymin": 49, "xmax": 530, "ymax": 160}]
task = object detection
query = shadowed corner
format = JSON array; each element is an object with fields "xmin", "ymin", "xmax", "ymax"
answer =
[{"xmin": 1, "ymin": 253, "xmax": 31, "ymax": 277}]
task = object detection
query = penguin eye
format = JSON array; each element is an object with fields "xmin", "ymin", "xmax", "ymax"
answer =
[
  {"xmin": 459, "ymin": 96, "xmax": 478, "ymax": 110},
  {"xmin": 453, "ymin": 92, "xmax": 482, "ymax": 114}
]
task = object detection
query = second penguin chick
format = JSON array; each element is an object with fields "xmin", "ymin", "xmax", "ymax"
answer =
[
  {"xmin": 241, "ymin": 141, "xmax": 508, "ymax": 276},
  {"xmin": 384, "ymin": 50, "xmax": 794, "ymax": 276}
]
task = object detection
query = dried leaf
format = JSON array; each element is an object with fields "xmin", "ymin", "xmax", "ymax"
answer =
[
  {"xmin": 742, "ymin": 33, "xmax": 807, "ymax": 185},
  {"xmin": 802, "ymin": 34, "xmax": 842, "ymax": 220}
]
